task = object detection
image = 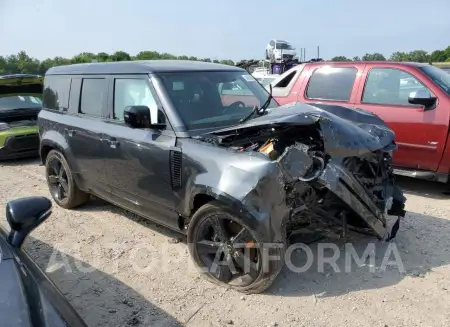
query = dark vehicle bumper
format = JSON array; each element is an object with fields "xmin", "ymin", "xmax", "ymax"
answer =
[{"xmin": 0, "ymin": 134, "xmax": 40, "ymax": 160}]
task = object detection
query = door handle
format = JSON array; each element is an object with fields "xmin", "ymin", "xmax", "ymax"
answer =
[{"xmin": 64, "ymin": 128, "xmax": 75, "ymax": 137}]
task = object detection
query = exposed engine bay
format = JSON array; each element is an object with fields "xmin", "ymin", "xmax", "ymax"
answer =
[{"xmin": 205, "ymin": 103, "xmax": 406, "ymax": 241}]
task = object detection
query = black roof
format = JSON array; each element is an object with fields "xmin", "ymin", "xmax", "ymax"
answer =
[{"xmin": 46, "ymin": 60, "xmax": 244, "ymax": 75}]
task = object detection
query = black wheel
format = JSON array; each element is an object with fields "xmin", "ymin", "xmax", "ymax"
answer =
[
  {"xmin": 187, "ymin": 201, "xmax": 285, "ymax": 294},
  {"xmin": 45, "ymin": 150, "xmax": 89, "ymax": 209}
]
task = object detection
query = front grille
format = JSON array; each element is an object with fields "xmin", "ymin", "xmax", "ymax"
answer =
[
  {"xmin": 6, "ymin": 134, "xmax": 39, "ymax": 152},
  {"xmin": 282, "ymin": 54, "xmax": 294, "ymax": 60}
]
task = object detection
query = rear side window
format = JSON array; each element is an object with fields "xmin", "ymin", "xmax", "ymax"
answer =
[
  {"xmin": 79, "ymin": 78, "xmax": 107, "ymax": 117},
  {"xmin": 306, "ymin": 67, "xmax": 357, "ymax": 101},
  {"xmin": 43, "ymin": 75, "xmax": 71, "ymax": 110}
]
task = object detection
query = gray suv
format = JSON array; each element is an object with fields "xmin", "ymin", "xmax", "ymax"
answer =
[{"xmin": 38, "ymin": 60, "xmax": 406, "ymax": 293}]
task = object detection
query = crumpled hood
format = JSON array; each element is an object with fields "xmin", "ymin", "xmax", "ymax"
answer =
[{"xmin": 208, "ymin": 102, "xmax": 396, "ymax": 157}]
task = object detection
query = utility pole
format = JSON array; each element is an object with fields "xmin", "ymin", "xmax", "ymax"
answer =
[{"xmin": 317, "ymin": 46, "xmax": 320, "ymax": 59}]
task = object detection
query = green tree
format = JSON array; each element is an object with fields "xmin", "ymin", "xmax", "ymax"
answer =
[
  {"xmin": 219, "ymin": 59, "xmax": 235, "ymax": 66},
  {"xmin": 407, "ymin": 50, "xmax": 429, "ymax": 63},
  {"xmin": 429, "ymin": 50, "xmax": 446, "ymax": 62},
  {"xmin": 390, "ymin": 51, "xmax": 410, "ymax": 61},
  {"xmin": 331, "ymin": 56, "xmax": 351, "ymax": 61},
  {"xmin": 110, "ymin": 51, "xmax": 131, "ymax": 62},
  {"xmin": 134, "ymin": 51, "xmax": 161, "ymax": 60},
  {"xmin": 362, "ymin": 53, "xmax": 386, "ymax": 61},
  {"xmin": 71, "ymin": 52, "xmax": 96, "ymax": 63},
  {"xmin": 96, "ymin": 52, "xmax": 110, "ymax": 62},
  {"xmin": 352, "ymin": 56, "xmax": 361, "ymax": 61}
]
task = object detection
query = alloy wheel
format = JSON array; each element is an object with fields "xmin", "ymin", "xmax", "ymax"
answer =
[
  {"xmin": 194, "ymin": 215, "xmax": 262, "ymax": 287},
  {"xmin": 47, "ymin": 156, "xmax": 69, "ymax": 202}
]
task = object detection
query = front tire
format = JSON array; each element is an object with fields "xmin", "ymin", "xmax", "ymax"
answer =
[
  {"xmin": 187, "ymin": 201, "xmax": 285, "ymax": 294},
  {"xmin": 45, "ymin": 150, "xmax": 89, "ymax": 209}
]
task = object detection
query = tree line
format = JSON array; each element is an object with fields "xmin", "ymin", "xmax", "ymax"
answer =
[
  {"xmin": 2, "ymin": 46, "xmax": 450, "ymax": 75},
  {"xmin": 0, "ymin": 50, "xmax": 236, "ymax": 75},
  {"xmin": 331, "ymin": 46, "xmax": 450, "ymax": 63}
]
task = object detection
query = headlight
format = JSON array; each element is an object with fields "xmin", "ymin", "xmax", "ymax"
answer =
[{"xmin": 0, "ymin": 122, "xmax": 10, "ymax": 131}]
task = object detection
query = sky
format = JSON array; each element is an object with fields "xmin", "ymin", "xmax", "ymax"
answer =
[{"xmin": 1, "ymin": 0, "xmax": 449, "ymax": 62}]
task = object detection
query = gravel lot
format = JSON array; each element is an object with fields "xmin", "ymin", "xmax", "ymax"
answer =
[{"xmin": 1, "ymin": 158, "xmax": 450, "ymax": 327}]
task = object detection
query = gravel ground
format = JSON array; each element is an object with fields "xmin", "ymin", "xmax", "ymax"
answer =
[{"xmin": 1, "ymin": 158, "xmax": 450, "ymax": 327}]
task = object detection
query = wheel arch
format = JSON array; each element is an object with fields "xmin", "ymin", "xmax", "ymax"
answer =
[{"xmin": 182, "ymin": 185, "xmax": 272, "ymax": 241}]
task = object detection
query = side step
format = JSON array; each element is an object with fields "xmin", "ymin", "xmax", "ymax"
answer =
[{"xmin": 393, "ymin": 168, "xmax": 448, "ymax": 183}]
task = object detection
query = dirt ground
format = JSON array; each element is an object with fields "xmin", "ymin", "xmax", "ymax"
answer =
[{"xmin": 1, "ymin": 158, "xmax": 450, "ymax": 327}]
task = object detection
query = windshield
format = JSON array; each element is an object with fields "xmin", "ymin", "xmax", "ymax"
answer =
[
  {"xmin": 0, "ymin": 95, "xmax": 42, "ymax": 111},
  {"xmin": 157, "ymin": 71, "xmax": 278, "ymax": 131},
  {"xmin": 419, "ymin": 65, "xmax": 450, "ymax": 95},
  {"xmin": 276, "ymin": 43, "xmax": 293, "ymax": 50}
]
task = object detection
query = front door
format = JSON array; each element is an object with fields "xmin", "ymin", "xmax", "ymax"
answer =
[
  {"xmin": 356, "ymin": 66, "xmax": 448, "ymax": 171},
  {"xmin": 102, "ymin": 76, "xmax": 179, "ymax": 229}
]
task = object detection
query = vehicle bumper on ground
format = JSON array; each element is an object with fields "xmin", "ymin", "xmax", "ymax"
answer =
[{"xmin": 0, "ymin": 127, "xmax": 39, "ymax": 160}]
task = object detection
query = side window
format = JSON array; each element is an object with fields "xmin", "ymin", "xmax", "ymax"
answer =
[
  {"xmin": 270, "ymin": 40, "xmax": 275, "ymax": 47},
  {"xmin": 79, "ymin": 78, "xmax": 107, "ymax": 117},
  {"xmin": 274, "ymin": 71, "xmax": 296, "ymax": 88},
  {"xmin": 43, "ymin": 75, "xmax": 71, "ymax": 110},
  {"xmin": 114, "ymin": 79, "xmax": 159, "ymax": 123},
  {"xmin": 306, "ymin": 67, "xmax": 357, "ymax": 101},
  {"xmin": 362, "ymin": 68, "xmax": 429, "ymax": 106}
]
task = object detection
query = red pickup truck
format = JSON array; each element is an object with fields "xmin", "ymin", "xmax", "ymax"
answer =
[{"xmin": 269, "ymin": 61, "xmax": 450, "ymax": 183}]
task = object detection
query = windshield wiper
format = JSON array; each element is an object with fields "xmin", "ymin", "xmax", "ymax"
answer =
[{"xmin": 238, "ymin": 85, "xmax": 273, "ymax": 124}]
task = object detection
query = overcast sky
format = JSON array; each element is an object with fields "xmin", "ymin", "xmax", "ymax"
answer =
[{"xmin": 1, "ymin": 0, "xmax": 449, "ymax": 61}]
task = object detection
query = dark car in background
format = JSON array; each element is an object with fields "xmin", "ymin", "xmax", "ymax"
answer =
[
  {"xmin": 38, "ymin": 60, "xmax": 405, "ymax": 294},
  {"xmin": 0, "ymin": 196, "xmax": 87, "ymax": 327},
  {"xmin": 0, "ymin": 74, "xmax": 43, "ymax": 159}
]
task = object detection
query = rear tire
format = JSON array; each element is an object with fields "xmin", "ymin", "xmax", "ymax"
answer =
[
  {"xmin": 45, "ymin": 150, "xmax": 89, "ymax": 209},
  {"xmin": 187, "ymin": 201, "xmax": 285, "ymax": 294}
]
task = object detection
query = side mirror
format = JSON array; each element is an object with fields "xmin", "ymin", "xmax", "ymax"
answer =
[
  {"xmin": 408, "ymin": 89, "xmax": 437, "ymax": 108},
  {"xmin": 6, "ymin": 196, "xmax": 52, "ymax": 248},
  {"xmin": 124, "ymin": 105, "xmax": 166, "ymax": 129}
]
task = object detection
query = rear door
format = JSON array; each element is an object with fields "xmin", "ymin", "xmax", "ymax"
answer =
[
  {"xmin": 102, "ymin": 75, "xmax": 179, "ymax": 230},
  {"xmin": 65, "ymin": 76, "xmax": 110, "ymax": 196},
  {"xmin": 355, "ymin": 65, "xmax": 448, "ymax": 171}
]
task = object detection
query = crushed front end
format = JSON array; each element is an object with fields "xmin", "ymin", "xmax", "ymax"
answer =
[{"xmin": 207, "ymin": 103, "xmax": 406, "ymax": 241}]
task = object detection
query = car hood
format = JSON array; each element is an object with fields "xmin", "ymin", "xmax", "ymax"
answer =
[
  {"xmin": 0, "ymin": 75, "xmax": 43, "ymax": 122},
  {"xmin": 207, "ymin": 102, "xmax": 396, "ymax": 157},
  {"xmin": 0, "ymin": 74, "xmax": 43, "ymax": 98}
]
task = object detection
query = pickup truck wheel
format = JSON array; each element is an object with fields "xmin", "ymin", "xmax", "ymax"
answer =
[
  {"xmin": 187, "ymin": 201, "xmax": 285, "ymax": 294},
  {"xmin": 45, "ymin": 150, "xmax": 89, "ymax": 209}
]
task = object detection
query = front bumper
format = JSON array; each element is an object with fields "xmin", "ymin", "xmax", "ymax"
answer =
[
  {"xmin": 0, "ymin": 133, "xmax": 39, "ymax": 160},
  {"xmin": 319, "ymin": 159, "xmax": 406, "ymax": 240}
]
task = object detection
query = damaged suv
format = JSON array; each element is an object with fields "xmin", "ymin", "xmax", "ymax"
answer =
[
  {"xmin": 38, "ymin": 61, "xmax": 406, "ymax": 293},
  {"xmin": 0, "ymin": 74, "xmax": 43, "ymax": 159}
]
